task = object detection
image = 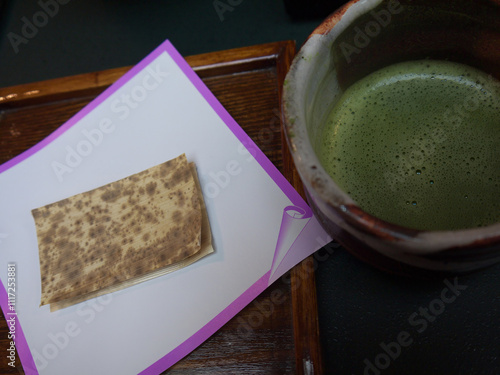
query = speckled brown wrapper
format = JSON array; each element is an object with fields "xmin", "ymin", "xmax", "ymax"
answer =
[{"xmin": 32, "ymin": 154, "xmax": 214, "ymax": 311}]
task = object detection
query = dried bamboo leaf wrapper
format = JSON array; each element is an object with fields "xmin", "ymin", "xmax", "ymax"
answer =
[
  {"xmin": 49, "ymin": 162, "xmax": 214, "ymax": 312},
  {"xmin": 32, "ymin": 154, "xmax": 209, "ymax": 309}
]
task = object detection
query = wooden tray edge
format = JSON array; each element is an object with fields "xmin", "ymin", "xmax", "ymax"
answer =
[
  {"xmin": 0, "ymin": 41, "xmax": 296, "ymax": 109},
  {"xmin": 276, "ymin": 42, "xmax": 325, "ymax": 375}
]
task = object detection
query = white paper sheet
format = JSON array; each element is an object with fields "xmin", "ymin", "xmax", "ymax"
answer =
[{"xmin": 0, "ymin": 40, "xmax": 331, "ymax": 375}]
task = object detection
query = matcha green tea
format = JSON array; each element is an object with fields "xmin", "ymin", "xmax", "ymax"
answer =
[{"xmin": 317, "ymin": 60, "xmax": 500, "ymax": 231}]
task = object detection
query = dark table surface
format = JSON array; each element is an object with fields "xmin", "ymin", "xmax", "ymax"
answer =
[{"xmin": 1, "ymin": 1, "xmax": 499, "ymax": 374}]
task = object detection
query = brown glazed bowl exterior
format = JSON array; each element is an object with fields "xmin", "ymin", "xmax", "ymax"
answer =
[{"xmin": 281, "ymin": 0, "xmax": 500, "ymax": 277}]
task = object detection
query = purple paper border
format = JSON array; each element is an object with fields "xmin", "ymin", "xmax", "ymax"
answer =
[{"xmin": 0, "ymin": 39, "xmax": 310, "ymax": 374}]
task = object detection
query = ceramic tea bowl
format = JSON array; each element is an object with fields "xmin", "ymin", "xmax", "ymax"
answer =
[{"xmin": 281, "ymin": 0, "xmax": 500, "ymax": 276}]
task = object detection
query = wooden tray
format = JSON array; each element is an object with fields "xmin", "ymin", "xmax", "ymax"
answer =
[{"xmin": 0, "ymin": 41, "xmax": 323, "ymax": 374}]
